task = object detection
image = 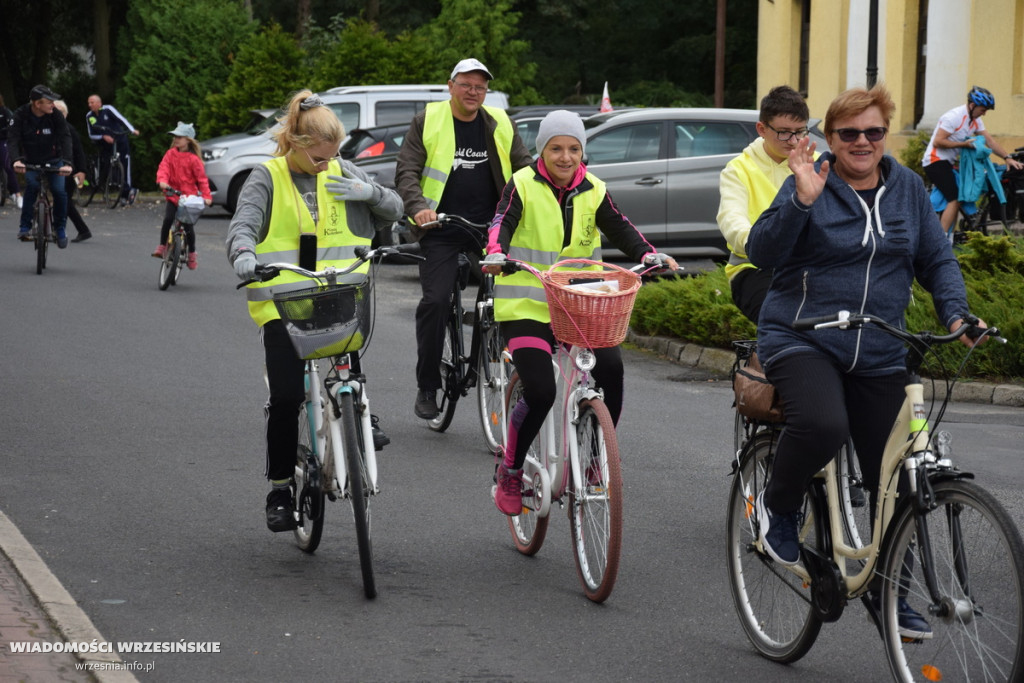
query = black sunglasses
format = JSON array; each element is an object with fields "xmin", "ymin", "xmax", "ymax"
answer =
[{"xmin": 834, "ymin": 127, "xmax": 887, "ymax": 143}]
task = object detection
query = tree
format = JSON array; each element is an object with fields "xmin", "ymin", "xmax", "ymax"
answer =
[
  {"xmin": 412, "ymin": 0, "xmax": 539, "ymax": 104},
  {"xmin": 309, "ymin": 18, "xmax": 435, "ymax": 90},
  {"xmin": 199, "ymin": 23, "xmax": 310, "ymax": 138},
  {"xmin": 117, "ymin": 0, "xmax": 255, "ymax": 188}
]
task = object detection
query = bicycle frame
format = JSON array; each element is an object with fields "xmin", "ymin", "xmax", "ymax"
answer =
[
  {"xmin": 506, "ymin": 345, "xmax": 602, "ymax": 518},
  {"xmin": 303, "ymin": 354, "xmax": 379, "ymax": 499}
]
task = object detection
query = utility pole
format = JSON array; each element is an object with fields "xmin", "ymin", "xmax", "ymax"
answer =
[{"xmin": 715, "ymin": 0, "xmax": 726, "ymax": 107}]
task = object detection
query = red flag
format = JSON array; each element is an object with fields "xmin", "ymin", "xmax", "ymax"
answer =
[{"xmin": 600, "ymin": 82, "xmax": 613, "ymax": 112}]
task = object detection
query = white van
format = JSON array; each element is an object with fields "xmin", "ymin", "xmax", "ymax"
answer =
[{"xmin": 201, "ymin": 84, "xmax": 510, "ymax": 212}]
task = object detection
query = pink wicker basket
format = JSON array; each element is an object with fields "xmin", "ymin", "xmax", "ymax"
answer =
[{"xmin": 539, "ymin": 259, "xmax": 641, "ymax": 348}]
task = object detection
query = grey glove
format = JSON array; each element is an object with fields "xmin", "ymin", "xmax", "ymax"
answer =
[
  {"xmin": 326, "ymin": 169, "xmax": 375, "ymax": 203},
  {"xmin": 483, "ymin": 252, "xmax": 507, "ymax": 265},
  {"xmin": 642, "ymin": 252, "xmax": 671, "ymax": 267},
  {"xmin": 233, "ymin": 251, "xmax": 257, "ymax": 281}
]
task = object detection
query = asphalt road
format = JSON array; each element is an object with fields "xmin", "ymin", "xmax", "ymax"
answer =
[{"xmin": 1, "ymin": 200, "xmax": 1022, "ymax": 682}]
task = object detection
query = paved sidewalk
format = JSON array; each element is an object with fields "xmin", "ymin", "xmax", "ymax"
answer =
[
  {"xmin": 627, "ymin": 330, "xmax": 1024, "ymax": 407},
  {"xmin": 0, "ymin": 511, "xmax": 137, "ymax": 683}
]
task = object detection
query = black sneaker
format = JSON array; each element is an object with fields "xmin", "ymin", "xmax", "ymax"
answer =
[
  {"xmin": 869, "ymin": 592, "xmax": 933, "ymax": 640},
  {"xmin": 371, "ymin": 414, "xmax": 390, "ymax": 450},
  {"xmin": 265, "ymin": 488, "xmax": 297, "ymax": 532},
  {"xmin": 414, "ymin": 389, "xmax": 439, "ymax": 420},
  {"xmin": 71, "ymin": 231, "xmax": 92, "ymax": 243},
  {"xmin": 756, "ymin": 491, "xmax": 802, "ymax": 566},
  {"xmin": 128, "ymin": 188, "xmax": 138, "ymax": 206}
]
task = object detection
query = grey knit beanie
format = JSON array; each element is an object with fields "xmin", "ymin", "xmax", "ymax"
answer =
[{"xmin": 535, "ymin": 110, "xmax": 586, "ymax": 155}]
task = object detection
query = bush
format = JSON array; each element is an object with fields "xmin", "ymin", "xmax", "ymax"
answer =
[
  {"xmin": 899, "ymin": 129, "xmax": 931, "ymax": 183},
  {"xmin": 631, "ymin": 234, "xmax": 1024, "ymax": 380}
]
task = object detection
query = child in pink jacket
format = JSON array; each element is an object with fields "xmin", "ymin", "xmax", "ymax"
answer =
[{"xmin": 154, "ymin": 121, "xmax": 211, "ymax": 269}]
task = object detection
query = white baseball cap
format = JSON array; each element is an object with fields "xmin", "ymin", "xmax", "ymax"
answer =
[{"xmin": 450, "ymin": 58, "xmax": 493, "ymax": 81}]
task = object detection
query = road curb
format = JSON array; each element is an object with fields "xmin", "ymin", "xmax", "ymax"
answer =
[
  {"xmin": 0, "ymin": 511, "xmax": 139, "ymax": 683},
  {"xmin": 627, "ymin": 330, "xmax": 1024, "ymax": 407}
]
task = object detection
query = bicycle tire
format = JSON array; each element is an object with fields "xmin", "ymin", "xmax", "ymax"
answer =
[
  {"xmin": 157, "ymin": 232, "xmax": 176, "ymax": 290},
  {"xmin": 105, "ymin": 159, "xmax": 124, "ymax": 209},
  {"xmin": 293, "ymin": 401, "xmax": 325, "ymax": 553},
  {"xmin": 569, "ymin": 397, "xmax": 622, "ymax": 603},
  {"xmin": 476, "ymin": 306, "xmax": 507, "ymax": 453},
  {"xmin": 428, "ymin": 310, "xmax": 460, "ymax": 433},
  {"xmin": 880, "ymin": 479, "xmax": 1024, "ymax": 682},
  {"xmin": 503, "ymin": 371, "xmax": 549, "ymax": 555},
  {"xmin": 726, "ymin": 432, "xmax": 823, "ymax": 662},
  {"xmin": 340, "ymin": 392, "xmax": 376, "ymax": 599},
  {"xmin": 34, "ymin": 201, "xmax": 48, "ymax": 275},
  {"xmin": 76, "ymin": 158, "xmax": 99, "ymax": 208}
]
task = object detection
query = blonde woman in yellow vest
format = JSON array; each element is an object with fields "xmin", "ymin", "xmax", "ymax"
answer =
[
  {"xmin": 395, "ymin": 58, "xmax": 533, "ymax": 422},
  {"xmin": 482, "ymin": 110, "xmax": 677, "ymax": 516},
  {"xmin": 225, "ymin": 90, "xmax": 403, "ymax": 533},
  {"xmin": 717, "ymin": 86, "xmax": 814, "ymax": 324}
]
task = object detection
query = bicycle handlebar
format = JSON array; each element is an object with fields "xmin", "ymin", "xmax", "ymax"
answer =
[
  {"xmin": 18, "ymin": 162, "xmax": 69, "ymax": 174},
  {"xmin": 793, "ymin": 310, "xmax": 1006, "ymax": 346},
  {"xmin": 418, "ymin": 213, "xmax": 490, "ymax": 231},
  {"xmin": 235, "ymin": 243, "xmax": 423, "ymax": 289}
]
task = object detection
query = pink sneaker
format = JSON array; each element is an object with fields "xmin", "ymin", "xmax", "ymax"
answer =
[
  {"xmin": 152, "ymin": 244, "xmax": 166, "ymax": 258},
  {"xmin": 187, "ymin": 252, "xmax": 198, "ymax": 270},
  {"xmin": 493, "ymin": 464, "xmax": 523, "ymax": 516}
]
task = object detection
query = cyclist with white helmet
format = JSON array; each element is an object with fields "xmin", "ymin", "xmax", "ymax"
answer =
[{"xmin": 922, "ymin": 86, "xmax": 1023, "ymax": 236}]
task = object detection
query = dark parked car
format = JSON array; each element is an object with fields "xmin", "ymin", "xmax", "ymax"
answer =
[{"xmin": 339, "ymin": 123, "xmax": 409, "ymax": 160}]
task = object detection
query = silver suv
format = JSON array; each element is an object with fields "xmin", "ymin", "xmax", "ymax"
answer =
[{"xmin": 200, "ymin": 85, "xmax": 509, "ymax": 212}]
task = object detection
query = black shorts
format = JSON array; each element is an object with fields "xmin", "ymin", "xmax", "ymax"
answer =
[{"xmin": 924, "ymin": 160, "xmax": 959, "ymax": 202}]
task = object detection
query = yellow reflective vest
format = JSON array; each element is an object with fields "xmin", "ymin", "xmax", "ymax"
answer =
[
  {"xmin": 495, "ymin": 167, "xmax": 604, "ymax": 323},
  {"xmin": 247, "ymin": 156, "xmax": 370, "ymax": 326},
  {"xmin": 419, "ymin": 101, "xmax": 515, "ymax": 210}
]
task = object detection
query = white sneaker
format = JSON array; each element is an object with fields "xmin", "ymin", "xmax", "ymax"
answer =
[{"xmin": 15, "ymin": 194, "xmax": 23, "ymax": 209}]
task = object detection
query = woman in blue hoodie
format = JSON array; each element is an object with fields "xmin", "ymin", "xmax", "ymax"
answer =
[{"xmin": 745, "ymin": 84, "xmax": 984, "ymax": 638}]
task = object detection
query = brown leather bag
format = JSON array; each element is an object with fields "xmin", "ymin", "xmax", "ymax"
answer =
[{"xmin": 733, "ymin": 349, "xmax": 784, "ymax": 423}]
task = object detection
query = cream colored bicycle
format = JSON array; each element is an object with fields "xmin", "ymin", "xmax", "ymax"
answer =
[{"xmin": 727, "ymin": 311, "xmax": 1024, "ymax": 681}]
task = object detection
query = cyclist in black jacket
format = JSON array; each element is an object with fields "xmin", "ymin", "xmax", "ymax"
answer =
[{"xmin": 8, "ymin": 85, "xmax": 72, "ymax": 248}]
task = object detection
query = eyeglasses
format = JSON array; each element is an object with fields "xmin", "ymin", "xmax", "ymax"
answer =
[
  {"xmin": 763, "ymin": 122, "xmax": 809, "ymax": 142},
  {"xmin": 302, "ymin": 149, "xmax": 339, "ymax": 169},
  {"xmin": 834, "ymin": 127, "xmax": 888, "ymax": 143},
  {"xmin": 453, "ymin": 82, "xmax": 488, "ymax": 95}
]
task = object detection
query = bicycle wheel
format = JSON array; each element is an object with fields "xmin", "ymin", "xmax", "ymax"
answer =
[
  {"xmin": 569, "ymin": 397, "xmax": 623, "ymax": 603},
  {"xmin": 157, "ymin": 232, "xmax": 177, "ymax": 290},
  {"xmin": 170, "ymin": 232, "xmax": 186, "ymax": 286},
  {"xmin": 726, "ymin": 432, "xmax": 823, "ymax": 662},
  {"xmin": 34, "ymin": 201, "xmax": 48, "ymax": 275},
  {"xmin": 75, "ymin": 162, "xmax": 97, "ymax": 208},
  {"xmin": 104, "ymin": 159, "xmax": 124, "ymax": 209},
  {"xmin": 504, "ymin": 371, "xmax": 548, "ymax": 555},
  {"xmin": 428, "ymin": 310, "xmax": 460, "ymax": 433},
  {"xmin": 340, "ymin": 392, "xmax": 376, "ymax": 599},
  {"xmin": 476, "ymin": 309, "xmax": 507, "ymax": 453},
  {"xmin": 881, "ymin": 479, "xmax": 1024, "ymax": 682},
  {"xmin": 293, "ymin": 401, "xmax": 325, "ymax": 553}
]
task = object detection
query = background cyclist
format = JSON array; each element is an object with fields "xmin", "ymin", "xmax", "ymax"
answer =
[
  {"xmin": 86, "ymin": 93, "xmax": 140, "ymax": 207},
  {"xmin": 717, "ymin": 85, "xmax": 814, "ymax": 324},
  {"xmin": 483, "ymin": 110, "xmax": 675, "ymax": 515},
  {"xmin": 395, "ymin": 57, "xmax": 533, "ymax": 422},
  {"xmin": 8, "ymin": 85, "xmax": 72, "ymax": 248},
  {"xmin": 921, "ymin": 86, "xmax": 1023, "ymax": 237},
  {"xmin": 155, "ymin": 121, "xmax": 212, "ymax": 269}
]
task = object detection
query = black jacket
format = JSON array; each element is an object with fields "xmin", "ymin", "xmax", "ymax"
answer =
[{"xmin": 8, "ymin": 103, "xmax": 72, "ymax": 166}]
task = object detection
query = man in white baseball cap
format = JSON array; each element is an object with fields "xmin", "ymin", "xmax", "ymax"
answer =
[{"xmin": 395, "ymin": 57, "xmax": 532, "ymax": 421}]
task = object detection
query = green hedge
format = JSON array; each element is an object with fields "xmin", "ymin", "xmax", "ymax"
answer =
[{"xmin": 630, "ymin": 233, "xmax": 1024, "ymax": 381}]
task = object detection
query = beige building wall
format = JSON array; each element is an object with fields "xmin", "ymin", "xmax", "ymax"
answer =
[{"xmin": 757, "ymin": 0, "xmax": 1024, "ymax": 157}]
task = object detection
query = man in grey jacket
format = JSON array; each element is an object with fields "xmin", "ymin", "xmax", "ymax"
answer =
[{"xmin": 395, "ymin": 58, "xmax": 532, "ymax": 421}]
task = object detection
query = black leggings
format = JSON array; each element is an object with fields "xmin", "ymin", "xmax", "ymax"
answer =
[
  {"xmin": 763, "ymin": 351, "xmax": 905, "ymax": 514},
  {"xmin": 501, "ymin": 319, "xmax": 624, "ymax": 470},
  {"xmin": 161, "ymin": 200, "xmax": 196, "ymax": 252}
]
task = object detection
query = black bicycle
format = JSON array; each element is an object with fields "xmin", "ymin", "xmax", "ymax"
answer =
[
  {"xmin": 21, "ymin": 163, "xmax": 69, "ymax": 274},
  {"xmin": 953, "ymin": 147, "xmax": 1024, "ymax": 240},
  {"xmin": 418, "ymin": 213, "xmax": 510, "ymax": 453},
  {"xmin": 74, "ymin": 154, "xmax": 101, "ymax": 208},
  {"xmin": 98, "ymin": 131, "xmax": 129, "ymax": 209}
]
